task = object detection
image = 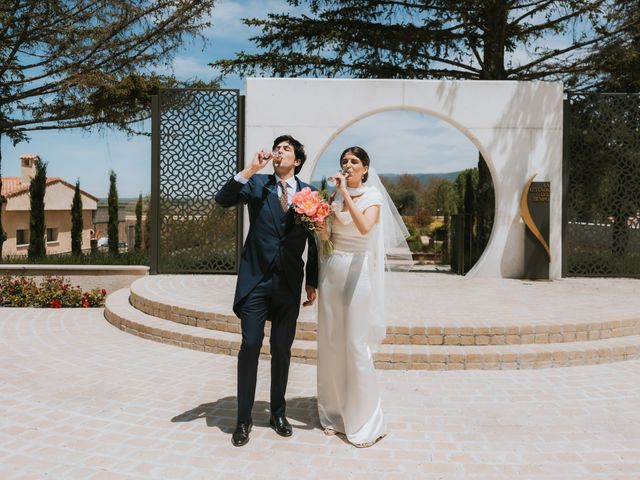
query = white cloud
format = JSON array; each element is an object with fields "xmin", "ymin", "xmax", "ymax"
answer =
[
  {"xmin": 312, "ymin": 111, "xmax": 479, "ymax": 181},
  {"xmin": 172, "ymin": 56, "xmax": 218, "ymax": 81},
  {"xmin": 2, "ymin": 127, "xmax": 150, "ymax": 198},
  {"xmin": 204, "ymin": 0, "xmax": 301, "ymax": 40}
]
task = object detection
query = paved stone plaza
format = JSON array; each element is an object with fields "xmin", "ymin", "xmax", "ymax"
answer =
[{"xmin": 1, "ymin": 306, "xmax": 639, "ymax": 479}]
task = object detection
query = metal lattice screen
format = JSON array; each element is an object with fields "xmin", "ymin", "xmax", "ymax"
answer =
[
  {"xmin": 564, "ymin": 93, "xmax": 640, "ymax": 277},
  {"xmin": 151, "ymin": 89, "xmax": 242, "ymax": 274}
]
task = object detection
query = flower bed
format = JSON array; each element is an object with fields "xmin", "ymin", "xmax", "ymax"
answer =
[{"xmin": 0, "ymin": 276, "xmax": 106, "ymax": 308}]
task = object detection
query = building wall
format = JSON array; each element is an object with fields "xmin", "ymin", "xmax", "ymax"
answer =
[
  {"xmin": 93, "ymin": 221, "xmax": 129, "ymax": 246},
  {"xmin": 7, "ymin": 182, "xmax": 98, "ymax": 211},
  {"xmin": 2, "ymin": 208, "xmax": 94, "ymax": 256}
]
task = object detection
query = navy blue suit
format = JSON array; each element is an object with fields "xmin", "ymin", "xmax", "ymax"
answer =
[{"xmin": 215, "ymin": 173, "xmax": 318, "ymax": 422}]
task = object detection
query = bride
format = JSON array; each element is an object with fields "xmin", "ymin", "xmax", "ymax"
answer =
[{"xmin": 316, "ymin": 146, "xmax": 410, "ymax": 448}]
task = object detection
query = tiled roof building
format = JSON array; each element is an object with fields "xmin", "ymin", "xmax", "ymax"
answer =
[{"xmin": 1, "ymin": 154, "xmax": 98, "ymax": 256}]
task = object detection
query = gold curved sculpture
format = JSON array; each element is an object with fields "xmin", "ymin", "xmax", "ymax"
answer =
[{"xmin": 520, "ymin": 174, "xmax": 551, "ymax": 261}]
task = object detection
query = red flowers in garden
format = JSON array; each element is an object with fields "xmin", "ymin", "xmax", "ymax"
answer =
[{"xmin": 0, "ymin": 276, "xmax": 107, "ymax": 308}]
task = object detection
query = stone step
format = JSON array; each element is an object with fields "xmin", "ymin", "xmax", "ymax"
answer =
[
  {"xmin": 129, "ymin": 280, "xmax": 640, "ymax": 346},
  {"xmin": 106, "ymin": 288, "xmax": 317, "ymax": 363},
  {"xmin": 105, "ymin": 288, "xmax": 640, "ymax": 370}
]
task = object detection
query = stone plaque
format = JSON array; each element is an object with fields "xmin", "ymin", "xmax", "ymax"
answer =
[{"xmin": 521, "ymin": 179, "xmax": 550, "ymax": 279}]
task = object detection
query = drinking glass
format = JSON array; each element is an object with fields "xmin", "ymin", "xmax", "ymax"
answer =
[{"xmin": 327, "ymin": 168, "xmax": 348, "ymax": 187}]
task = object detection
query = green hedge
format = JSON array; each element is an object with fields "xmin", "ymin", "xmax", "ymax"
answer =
[{"xmin": 0, "ymin": 250, "xmax": 149, "ymax": 266}]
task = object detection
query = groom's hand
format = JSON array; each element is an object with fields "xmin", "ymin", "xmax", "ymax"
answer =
[
  {"xmin": 303, "ymin": 286, "xmax": 317, "ymax": 307},
  {"xmin": 238, "ymin": 150, "xmax": 272, "ymax": 180}
]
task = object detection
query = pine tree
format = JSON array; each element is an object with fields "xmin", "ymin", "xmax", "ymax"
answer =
[
  {"xmin": 108, "ymin": 171, "xmax": 119, "ymax": 255},
  {"xmin": 215, "ymin": 1, "xmax": 620, "ymax": 82},
  {"xmin": 577, "ymin": 1, "xmax": 640, "ymax": 92},
  {"xmin": 0, "ymin": 0, "xmax": 218, "ymax": 257},
  {"xmin": 70, "ymin": 181, "xmax": 83, "ymax": 255},
  {"xmin": 135, "ymin": 194, "xmax": 143, "ymax": 252},
  {"xmin": 28, "ymin": 158, "xmax": 47, "ymax": 259}
]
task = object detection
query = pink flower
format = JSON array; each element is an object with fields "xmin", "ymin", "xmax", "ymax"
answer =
[
  {"xmin": 291, "ymin": 187, "xmax": 321, "ymax": 217},
  {"xmin": 311, "ymin": 202, "xmax": 331, "ymax": 223}
]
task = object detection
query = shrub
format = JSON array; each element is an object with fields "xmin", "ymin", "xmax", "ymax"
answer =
[
  {"xmin": 0, "ymin": 276, "xmax": 106, "ymax": 308},
  {"xmin": 0, "ymin": 250, "xmax": 148, "ymax": 265}
]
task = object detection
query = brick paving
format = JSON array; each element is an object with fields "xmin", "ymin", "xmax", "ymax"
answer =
[{"xmin": 1, "ymin": 308, "xmax": 640, "ymax": 479}]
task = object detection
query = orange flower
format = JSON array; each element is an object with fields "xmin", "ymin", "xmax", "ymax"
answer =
[
  {"xmin": 312, "ymin": 202, "xmax": 331, "ymax": 223},
  {"xmin": 291, "ymin": 187, "xmax": 320, "ymax": 217}
]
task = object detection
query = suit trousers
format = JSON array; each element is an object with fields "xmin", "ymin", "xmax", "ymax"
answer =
[{"xmin": 236, "ymin": 271, "xmax": 300, "ymax": 422}]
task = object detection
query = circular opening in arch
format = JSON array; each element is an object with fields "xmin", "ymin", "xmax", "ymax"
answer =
[{"xmin": 311, "ymin": 110, "xmax": 495, "ymax": 274}]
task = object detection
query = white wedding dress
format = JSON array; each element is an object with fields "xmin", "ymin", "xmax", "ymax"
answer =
[{"xmin": 316, "ymin": 187, "xmax": 387, "ymax": 445}]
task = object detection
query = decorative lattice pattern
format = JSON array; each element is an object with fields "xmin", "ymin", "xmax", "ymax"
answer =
[
  {"xmin": 565, "ymin": 93, "xmax": 640, "ymax": 277},
  {"xmin": 157, "ymin": 89, "xmax": 240, "ymax": 273}
]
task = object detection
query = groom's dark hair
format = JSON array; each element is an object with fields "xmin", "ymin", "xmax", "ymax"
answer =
[{"xmin": 273, "ymin": 134, "xmax": 306, "ymax": 175}]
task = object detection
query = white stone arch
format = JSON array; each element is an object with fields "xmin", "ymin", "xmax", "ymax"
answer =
[
  {"xmin": 309, "ymin": 105, "xmax": 497, "ymax": 277},
  {"xmin": 244, "ymin": 78, "xmax": 563, "ymax": 279}
]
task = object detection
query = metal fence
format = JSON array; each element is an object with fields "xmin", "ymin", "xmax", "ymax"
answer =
[
  {"xmin": 150, "ymin": 89, "xmax": 243, "ymax": 274},
  {"xmin": 563, "ymin": 93, "xmax": 640, "ymax": 277}
]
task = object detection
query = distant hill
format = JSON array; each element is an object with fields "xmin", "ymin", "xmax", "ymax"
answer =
[
  {"xmin": 311, "ymin": 171, "xmax": 462, "ymax": 189},
  {"xmin": 378, "ymin": 171, "xmax": 461, "ymax": 184}
]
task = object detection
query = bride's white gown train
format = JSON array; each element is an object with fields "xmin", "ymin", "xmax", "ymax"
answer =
[{"xmin": 317, "ymin": 190, "xmax": 386, "ymax": 446}]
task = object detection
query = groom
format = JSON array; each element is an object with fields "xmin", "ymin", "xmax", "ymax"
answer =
[{"xmin": 215, "ymin": 135, "xmax": 318, "ymax": 447}]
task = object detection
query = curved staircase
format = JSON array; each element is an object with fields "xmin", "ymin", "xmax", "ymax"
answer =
[{"xmin": 104, "ymin": 274, "xmax": 640, "ymax": 370}]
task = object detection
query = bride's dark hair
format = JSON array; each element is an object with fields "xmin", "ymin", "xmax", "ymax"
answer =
[{"xmin": 340, "ymin": 146, "xmax": 370, "ymax": 182}]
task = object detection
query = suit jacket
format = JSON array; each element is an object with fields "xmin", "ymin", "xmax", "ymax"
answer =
[{"xmin": 214, "ymin": 173, "xmax": 319, "ymax": 317}]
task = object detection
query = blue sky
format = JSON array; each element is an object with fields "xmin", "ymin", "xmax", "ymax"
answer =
[{"xmin": 6, "ymin": 0, "xmax": 576, "ymax": 198}]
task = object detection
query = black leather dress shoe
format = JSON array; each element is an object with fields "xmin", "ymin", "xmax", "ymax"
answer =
[
  {"xmin": 231, "ymin": 421, "xmax": 252, "ymax": 447},
  {"xmin": 269, "ymin": 414, "xmax": 292, "ymax": 437}
]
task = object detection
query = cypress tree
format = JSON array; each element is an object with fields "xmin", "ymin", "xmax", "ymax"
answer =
[
  {"xmin": 0, "ymin": 136, "xmax": 6, "ymax": 258},
  {"xmin": 464, "ymin": 169, "xmax": 478, "ymax": 271},
  {"xmin": 135, "ymin": 193, "xmax": 143, "ymax": 251},
  {"xmin": 108, "ymin": 170, "xmax": 119, "ymax": 255},
  {"xmin": 28, "ymin": 158, "xmax": 47, "ymax": 259},
  {"xmin": 70, "ymin": 180, "xmax": 83, "ymax": 255},
  {"xmin": 144, "ymin": 197, "xmax": 151, "ymax": 252},
  {"xmin": 476, "ymin": 156, "xmax": 494, "ymax": 252}
]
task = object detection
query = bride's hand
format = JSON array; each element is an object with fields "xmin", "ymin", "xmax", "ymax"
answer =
[
  {"xmin": 333, "ymin": 171, "xmax": 347, "ymax": 192},
  {"xmin": 303, "ymin": 285, "xmax": 317, "ymax": 307},
  {"xmin": 315, "ymin": 222, "xmax": 329, "ymax": 241}
]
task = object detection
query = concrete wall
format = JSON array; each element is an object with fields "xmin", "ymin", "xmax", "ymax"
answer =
[
  {"xmin": 0, "ymin": 265, "xmax": 149, "ymax": 292},
  {"xmin": 244, "ymin": 78, "xmax": 563, "ymax": 279}
]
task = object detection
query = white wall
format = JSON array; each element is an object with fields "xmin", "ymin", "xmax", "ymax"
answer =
[{"xmin": 244, "ymin": 78, "xmax": 563, "ymax": 279}]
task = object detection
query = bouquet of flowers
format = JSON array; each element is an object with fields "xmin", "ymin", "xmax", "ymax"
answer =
[{"xmin": 290, "ymin": 187, "xmax": 334, "ymax": 256}]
